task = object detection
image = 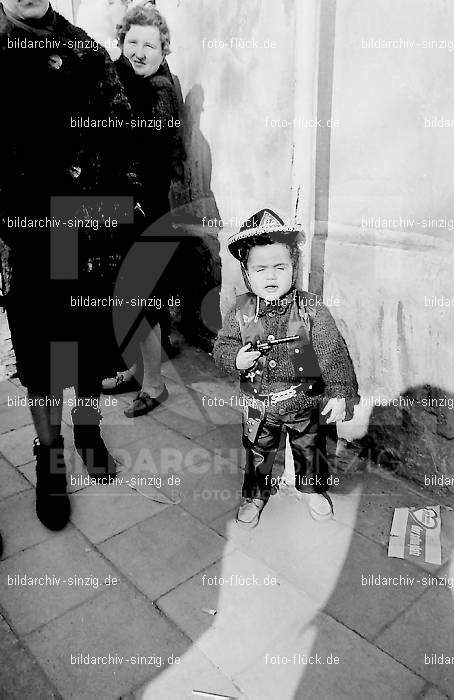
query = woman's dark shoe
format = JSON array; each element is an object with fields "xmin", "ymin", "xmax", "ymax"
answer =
[
  {"xmin": 124, "ymin": 387, "xmax": 169, "ymax": 418},
  {"xmin": 102, "ymin": 372, "xmax": 140, "ymax": 395},
  {"xmin": 34, "ymin": 436, "xmax": 70, "ymax": 531},
  {"xmin": 71, "ymin": 406, "xmax": 117, "ymax": 483}
]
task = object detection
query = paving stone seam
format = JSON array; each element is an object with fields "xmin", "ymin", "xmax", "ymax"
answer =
[
  {"xmin": 79, "ymin": 511, "xmax": 232, "ymax": 639},
  {"xmin": 0, "ymin": 479, "xmax": 36, "ymax": 508},
  {"xmin": 1, "ymin": 569, "xmax": 111, "ymax": 639},
  {"xmin": 0, "ymin": 379, "xmax": 25, "ymax": 404},
  {"xmin": 144, "ymin": 547, "xmax": 227, "ymax": 604},
  {"xmin": 0, "ymin": 529, "xmax": 56, "ymax": 564},
  {"xmin": 0, "ymin": 514, "xmax": 175, "ymax": 632},
  {"xmin": 90, "ymin": 504, "xmax": 172, "ymax": 546},
  {"xmin": 153, "ymin": 553, "xmax": 234, "ymax": 610},
  {"xmin": 0, "ymin": 419, "xmax": 34, "ymax": 437},
  {"xmin": 419, "ymin": 681, "xmax": 450, "ymax": 699},
  {"xmin": 0, "ymin": 473, "xmax": 33, "ymax": 500},
  {"xmin": 153, "ymin": 526, "xmax": 331, "ymax": 615},
  {"xmin": 207, "ymin": 507, "xmax": 237, "ymax": 529},
  {"xmin": 0, "ymin": 622, "xmax": 64, "ymax": 699},
  {"xmin": 199, "ymin": 506, "xmax": 356, "ymax": 592},
  {"xmin": 371, "ymin": 638, "xmax": 453, "ymax": 699},
  {"xmin": 306, "ymin": 609, "xmax": 434, "ymax": 693},
  {"xmin": 126, "ymin": 645, "xmax": 252, "ymax": 700},
  {"xmin": 18, "ymin": 567, "xmax": 199, "ymax": 659},
  {"xmin": 17, "ymin": 581, "xmax": 195, "ymax": 700},
  {"xmin": 370, "ymin": 581, "xmax": 451, "ymax": 644},
  {"xmin": 0, "ymin": 448, "xmax": 27, "ymax": 471}
]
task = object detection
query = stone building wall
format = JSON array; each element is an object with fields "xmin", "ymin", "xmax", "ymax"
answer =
[{"xmin": 322, "ymin": 0, "xmax": 454, "ymax": 491}]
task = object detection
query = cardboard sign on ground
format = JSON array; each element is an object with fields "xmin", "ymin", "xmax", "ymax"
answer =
[{"xmin": 388, "ymin": 506, "xmax": 442, "ymax": 565}]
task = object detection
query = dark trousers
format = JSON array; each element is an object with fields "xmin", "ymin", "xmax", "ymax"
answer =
[{"xmin": 242, "ymin": 406, "xmax": 329, "ymax": 501}]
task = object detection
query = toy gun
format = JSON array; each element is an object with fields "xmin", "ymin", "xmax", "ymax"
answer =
[
  {"xmin": 252, "ymin": 334, "xmax": 300, "ymax": 354},
  {"xmin": 245, "ymin": 335, "xmax": 300, "ymax": 382}
]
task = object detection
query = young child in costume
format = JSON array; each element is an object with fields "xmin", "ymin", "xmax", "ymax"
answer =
[{"xmin": 213, "ymin": 209, "xmax": 359, "ymax": 528}]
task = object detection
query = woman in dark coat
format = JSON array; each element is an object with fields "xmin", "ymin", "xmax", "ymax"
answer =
[
  {"xmin": 0, "ymin": 0, "xmax": 142, "ymax": 531},
  {"xmin": 102, "ymin": 2, "xmax": 185, "ymax": 417}
]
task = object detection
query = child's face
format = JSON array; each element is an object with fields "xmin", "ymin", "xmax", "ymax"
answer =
[{"xmin": 247, "ymin": 243, "xmax": 293, "ymax": 300}]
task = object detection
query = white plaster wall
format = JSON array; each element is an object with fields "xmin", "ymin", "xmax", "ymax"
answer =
[
  {"xmin": 158, "ymin": 0, "xmax": 298, "ymax": 315},
  {"xmin": 326, "ymin": 0, "xmax": 454, "ymax": 438}
]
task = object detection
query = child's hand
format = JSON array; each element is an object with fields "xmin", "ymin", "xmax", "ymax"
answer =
[
  {"xmin": 236, "ymin": 343, "xmax": 262, "ymax": 371},
  {"xmin": 321, "ymin": 397, "xmax": 346, "ymax": 423}
]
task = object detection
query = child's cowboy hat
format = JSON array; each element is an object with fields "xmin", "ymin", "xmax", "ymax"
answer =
[{"xmin": 228, "ymin": 208, "xmax": 303, "ymax": 261}]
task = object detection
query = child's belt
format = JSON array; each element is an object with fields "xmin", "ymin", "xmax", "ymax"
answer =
[{"xmin": 253, "ymin": 384, "xmax": 306, "ymax": 404}]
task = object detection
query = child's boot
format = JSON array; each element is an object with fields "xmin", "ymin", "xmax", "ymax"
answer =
[
  {"xmin": 71, "ymin": 406, "xmax": 117, "ymax": 482},
  {"xmin": 307, "ymin": 492, "xmax": 334, "ymax": 521},
  {"xmin": 34, "ymin": 436, "xmax": 70, "ymax": 530},
  {"xmin": 236, "ymin": 498, "xmax": 266, "ymax": 528}
]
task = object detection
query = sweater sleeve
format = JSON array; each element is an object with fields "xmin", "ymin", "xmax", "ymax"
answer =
[
  {"xmin": 213, "ymin": 305, "xmax": 243, "ymax": 377},
  {"xmin": 312, "ymin": 303, "xmax": 359, "ymax": 402}
]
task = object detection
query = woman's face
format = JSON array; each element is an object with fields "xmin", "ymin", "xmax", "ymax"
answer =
[
  {"xmin": 3, "ymin": 0, "xmax": 49, "ymax": 19},
  {"xmin": 123, "ymin": 24, "xmax": 163, "ymax": 77}
]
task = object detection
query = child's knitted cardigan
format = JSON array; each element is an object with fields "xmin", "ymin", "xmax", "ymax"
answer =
[{"xmin": 213, "ymin": 290, "xmax": 359, "ymax": 418}]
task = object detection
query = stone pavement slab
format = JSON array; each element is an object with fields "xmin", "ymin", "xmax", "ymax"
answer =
[
  {"xmin": 98, "ymin": 507, "xmax": 225, "ymax": 601},
  {"xmin": 0, "ymin": 379, "xmax": 25, "ymax": 405},
  {"xmin": 0, "ymin": 527, "xmax": 117, "ymax": 634},
  {"xmin": 24, "ymin": 583, "xmax": 189, "ymax": 700},
  {"xmin": 69, "ymin": 482, "xmax": 169, "ymax": 544},
  {"xmin": 158, "ymin": 548, "xmax": 319, "ymax": 677},
  {"xmin": 0, "ymin": 421, "xmax": 73, "ymax": 467},
  {"xmin": 375, "ymin": 584, "xmax": 454, "ymax": 696},
  {"xmin": 0, "ymin": 490, "xmax": 55, "ymax": 559},
  {"xmin": 234, "ymin": 610, "xmax": 425, "ymax": 700},
  {"xmin": 0, "ymin": 455, "xmax": 31, "ymax": 499},
  {"xmin": 0, "ymin": 401, "xmax": 33, "ymax": 435},
  {"xmin": 133, "ymin": 645, "xmax": 246, "ymax": 700}
]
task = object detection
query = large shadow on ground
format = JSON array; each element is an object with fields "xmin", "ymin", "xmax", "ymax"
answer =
[{"xmin": 133, "ymin": 369, "xmax": 454, "ymax": 698}]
